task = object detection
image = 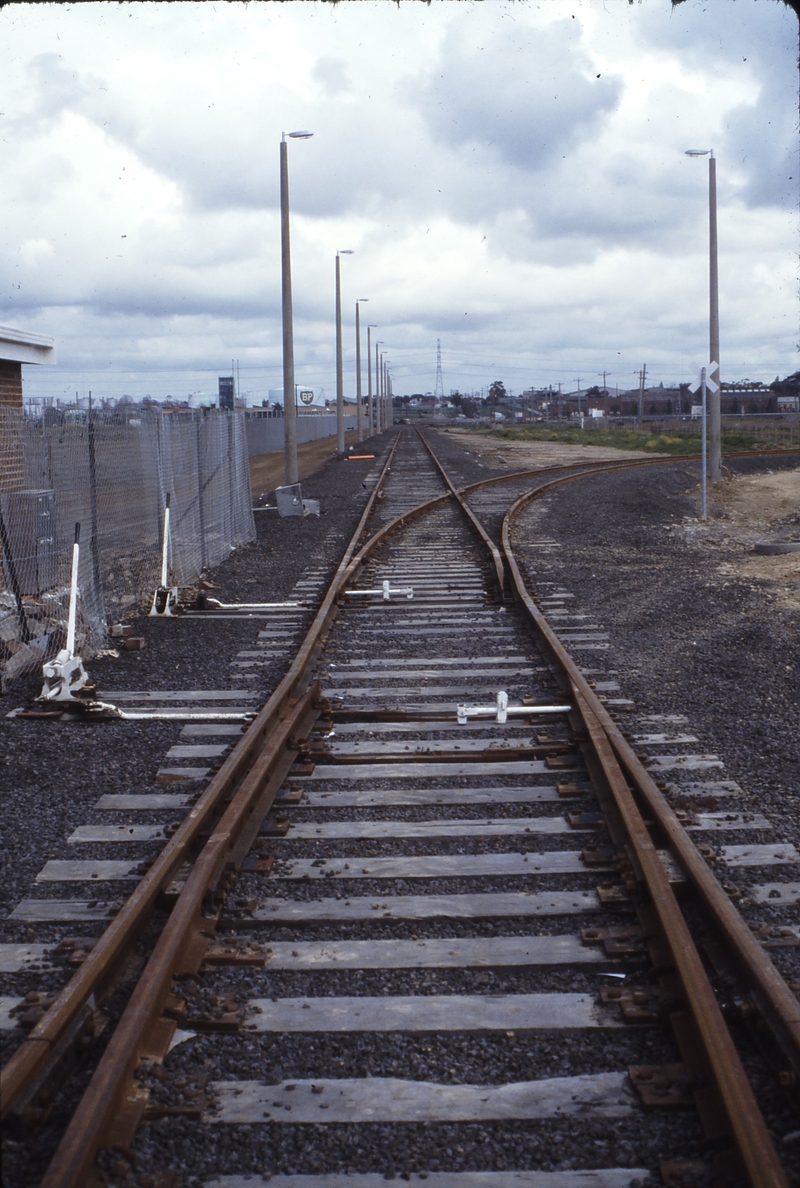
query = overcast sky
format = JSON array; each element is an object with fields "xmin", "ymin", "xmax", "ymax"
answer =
[{"xmin": 2, "ymin": 0, "xmax": 797, "ymax": 403}]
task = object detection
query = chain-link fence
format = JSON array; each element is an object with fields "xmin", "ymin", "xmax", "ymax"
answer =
[{"xmin": 1, "ymin": 406, "xmax": 255, "ymax": 690}]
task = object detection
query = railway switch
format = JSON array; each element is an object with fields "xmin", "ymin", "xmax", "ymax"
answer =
[
  {"xmin": 150, "ymin": 495, "xmax": 179, "ymax": 617},
  {"xmin": 32, "ymin": 523, "xmax": 120, "ymax": 718}
]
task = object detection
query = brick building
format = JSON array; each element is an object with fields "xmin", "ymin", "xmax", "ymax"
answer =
[{"xmin": 0, "ymin": 327, "xmax": 56, "ymax": 492}]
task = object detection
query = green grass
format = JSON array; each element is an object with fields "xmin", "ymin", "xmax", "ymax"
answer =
[{"xmin": 464, "ymin": 424, "xmax": 770, "ymax": 455}]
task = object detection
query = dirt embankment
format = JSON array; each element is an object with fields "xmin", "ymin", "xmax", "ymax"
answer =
[
  {"xmin": 448, "ymin": 428, "xmax": 800, "ymax": 610},
  {"xmin": 681, "ymin": 468, "xmax": 800, "ymax": 610},
  {"xmin": 442, "ymin": 427, "xmax": 664, "ymax": 468},
  {"xmin": 249, "ymin": 429, "xmax": 365, "ymax": 497}
]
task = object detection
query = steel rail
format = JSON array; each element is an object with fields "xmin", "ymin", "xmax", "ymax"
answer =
[
  {"xmin": 454, "ymin": 444, "xmax": 800, "ymax": 498},
  {"xmin": 416, "ymin": 427, "xmax": 508, "ymax": 597},
  {"xmin": 499, "ymin": 469, "xmax": 800, "ymax": 1078},
  {"xmin": 496, "ymin": 473, "xmax": 793, "ymax": 1188},
  {"xmin": 1, "ymin": 433, "xmax": 403, "ymax": 1124},
  {"xmin": 25, "ymin": 431, "xmax": 405, "ymax": 1188},
  {"xmin": 38, "ymin": 681, "xmax": 321, "ymax": 1188},
  {"xmin": 12, "ymin": 430, "xmax": 797, "ymax": 1187}
]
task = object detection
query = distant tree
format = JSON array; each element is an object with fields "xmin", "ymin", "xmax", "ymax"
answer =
[
  {"xmin": 461, "ymin": 397, "xmax": 478, "ymax": 418},
  {"xmin": 488, "ymin": 381, "xmax": 506, "ymax": 403}
]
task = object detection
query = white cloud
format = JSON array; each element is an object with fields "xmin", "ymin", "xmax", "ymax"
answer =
[{"xmin": 1, "ymin": 0, "xmax": 796, "ymax": 402}]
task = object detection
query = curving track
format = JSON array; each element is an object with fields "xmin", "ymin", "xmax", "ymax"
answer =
[{"xmin": 2, "ymin": 427, "xmax": 798, "ymax": 1188}]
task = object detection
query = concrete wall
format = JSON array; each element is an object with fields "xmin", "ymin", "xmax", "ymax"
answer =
[{"xmin": 245, "ymin": 412, "xmax": 357, "ymax": 457}]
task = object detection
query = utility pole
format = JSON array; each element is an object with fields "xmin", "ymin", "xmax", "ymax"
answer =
[
  {"xmin": 367, "ymin": 325, "xmax": 376, "ymax": 436},
  {"xmin": 279, "ymin": 130, "xmax": 313, "ymax": 484},
  {"xmin": 638, "ymin": 364, "xmax": 646, "ymax": 429},
  {"xmin": 685, "ymin": 148, "xmax": 721, "ymax": 478},
  {"xmin": 335, "ymin": 254, "xmax": 344, "ymax": 454},
  {"xmin": 700, "ymin": 366, "xmax": 708, "ymax": 520},
  {"xmin": 280, "ymin": 136, "xmax": 297, "ymax": 483},
  {"xmin": 375, "ymin": 342, "xmax": 383, "ymax": 433},
  {"xmin": 384, "ymin": 363, "xmax": 389, "ymax": 428},
  {"xmin": 708, "ymin": 153, "xmax": 721, "ymax": 478},
  {"xmin": 355, "ymin": 300, "xmax": 368, "ymax": 443},
  {"xmin": 335, "ymin": 249, "xmax": 354, "ymax": 455}
]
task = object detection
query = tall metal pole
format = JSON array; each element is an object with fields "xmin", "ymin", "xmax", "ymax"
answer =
[
  {"xmin": 375, "ymin": 342, "xmax": 383, "ymax": 433},
  {"xmin": 638, "ymin": 364, "xmax": 646, "ymax": 429},
  {"xmin": 367, "ymin": 326, "xmax": 374, "ymax": 436},
  {"xmin": 708, "ymin": 152, "xmax": 721, "ymax": 479},
  {"xmin": 355, "ymin": 302, "xmax": 363, "ymax": 443},
  {"xmin": 383, "ymin": 360, "xmax": 388, "ymax": 429},
  {"xmin": 335, "ymin": 253, "xmax": 344, "ymax": 455},
  {"xmin": 381, "ymin": 356, "xmax": 386, "ymax": 431},
  {"xmin": 280, "ymin": 137, "xmax": 298, "ymax": 485},
  {"xmin": 700, "ymin": 366, "xmax": 708, "ymax": 520},
  {"xmin": 86, "ymin": 392, "xmax": 102, "ymax": 612}
]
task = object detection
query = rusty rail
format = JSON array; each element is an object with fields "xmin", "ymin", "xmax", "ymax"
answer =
[
  {"xmin": 1, "ymin": 432, "xmax": 403, "ymax": 1126},
  {"xmin": 498, "ymin": 473, "xmax": 794, "ymax": 1188},
  {"xmin": 416, "ymin": 427, "xmax": 508, "ymax": 597},
  {"xmin": 9, "ymin": 430, "xmax": 796, "ymax": 1188}
]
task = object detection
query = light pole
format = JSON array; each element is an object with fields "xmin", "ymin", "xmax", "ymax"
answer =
[
  {"xmin": 685, "ymin": 149, "xmax": 721, "ymax": 479},
  {"xmin": 355, "ymin": 299, "xmax": 368, "ymax": 443},
  {"xmin": 280, "ymin": 130, "xmax": 313, "ymax": 485},
  {"xmin": 335, "ymin": 250, "xmax": 354, "ymax": 455},
  {"xmin": 381, "ymin": 354, "xmax": 387, "ymax": 430},
  {"xmin": 366, "ymin": 325, "xmax": 377, "ymax": 436},
  {"xmin": 381, "ymin": 352, "xmax": 387, "ymax": 431},
  {"xmin": 374, "ymin": 341, "xmax": 384, "ymax": 433}
]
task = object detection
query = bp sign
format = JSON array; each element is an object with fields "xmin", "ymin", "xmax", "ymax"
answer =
[{"xmin": 299, "ymin": 390, "xmax": 314, "ymax": 405}]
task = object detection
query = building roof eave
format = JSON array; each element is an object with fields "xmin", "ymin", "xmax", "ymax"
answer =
[{"xmin": 0, "ymin": 326, "xmax": 56, "ymax": 365}]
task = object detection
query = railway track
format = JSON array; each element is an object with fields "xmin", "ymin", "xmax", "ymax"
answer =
[{"xmin": 2, "ymin": 427, "xmax": 799, "ymax": 1188}]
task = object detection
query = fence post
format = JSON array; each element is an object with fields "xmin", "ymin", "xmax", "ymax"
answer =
[
  {"xmin": 227, "ymin": 413, "xmax": 235, "ymax": 544},
  {"xmin": 86, "ymin": 399, "xmax": 103, "ymax": 618},
  {"xmin": 196, "ymin": 416, "xmax": 207, "ymax": 570},
  {"xmin": 0, "ymin": 506, "xmax": 30, "ymax": 643}
]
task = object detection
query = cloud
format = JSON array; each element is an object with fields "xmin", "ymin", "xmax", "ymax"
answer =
[
  {"xmin": 416, "ymin": 17, "xmax": 620, "ymax": 172},
  {"xmin": 2, "ymin": 0, "xmax": 796, "ymax": 397},
  {"xmin": 313, "ymin": 56, "xmax": 352, "ymax": 98},
  {"xmin": 626, "ymin": 0, "xmax": 798, "ymax": 209}
]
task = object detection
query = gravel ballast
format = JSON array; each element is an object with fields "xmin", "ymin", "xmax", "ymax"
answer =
[{"xmin": 2, "ymin": 430, "xmax": 798, "ymax": 1188}]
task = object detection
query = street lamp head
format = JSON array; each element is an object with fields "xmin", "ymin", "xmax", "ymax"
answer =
[
  {"xmin": 358, "ymin": 298, "xmax": 369, "ymax": 303},
  {"xmin": 685, "ymin": 149, "xmax": 713, "ymax": 157},
  {"xmin": 338, "ymin": 249, "xmax": 354, "ymax": 256},
  {"xmin": 287, "ymin": 130, "xmax": 314, "ymax": 139}
]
